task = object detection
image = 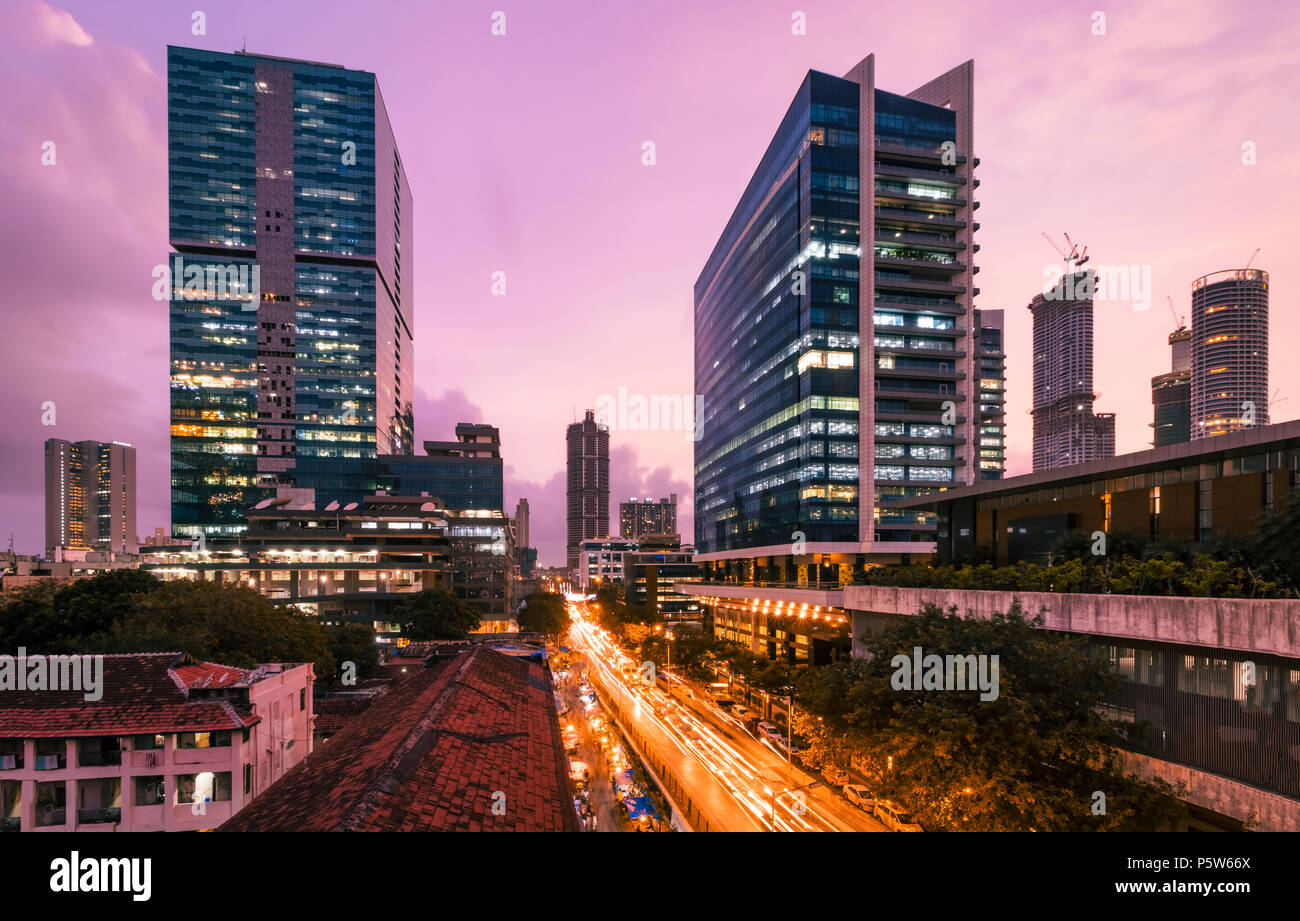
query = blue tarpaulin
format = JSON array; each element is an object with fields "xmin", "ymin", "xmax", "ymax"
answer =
[{"xmin": 624, "ymin": 796, "xmax": 658, "ymax": 821}]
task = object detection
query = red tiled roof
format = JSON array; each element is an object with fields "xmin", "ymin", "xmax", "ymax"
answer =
[
  {"xmin": 0, "ymin": 652, "xmax": 263, "ymax": 738},
  {"xmin": 313, "ymin": 694, "xmax": 384, "ymax": 735},
  {"xmin": 219, "ymin": 646, "xmax": 580, "ymax": 832}
]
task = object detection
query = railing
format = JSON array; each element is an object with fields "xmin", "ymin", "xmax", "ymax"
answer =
[
  {"xmin": 78, "ymin": 751, "xmax": 122, "ymax": 767},
  {"xmin": 77, "ymin": 807, "xmax": 121, "ymax": 825},
  {"xmin": 681, "ymin": 579, "xmax": 844, "ymax": 591}
]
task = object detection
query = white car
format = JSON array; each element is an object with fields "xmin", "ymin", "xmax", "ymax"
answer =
[
  {"xmin": 842, "ymin": 784, "xmax": 876, "ymax": 812},
  {"xmin": 757, "ymin": 722, "xmax": 784, "ymax": 746},
  {"xmin": 874, "ymin": 800, "xmax": 924, "ymax": 832}
]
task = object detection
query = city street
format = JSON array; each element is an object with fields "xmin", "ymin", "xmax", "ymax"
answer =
[{"xmin": 565, "ymin": 603, "xmax": 883, "ymax": 832}]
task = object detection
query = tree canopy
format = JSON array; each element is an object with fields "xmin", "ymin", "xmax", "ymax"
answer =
[
  {"xmin": 0, "ymin": 573, "xmax": 376, "ymax": 683},
  {"xmin": 516, "ymin": 591, "xmax": 569, "ymax": 638},
  {"xmin": 794, "ymin": 602, "xmax": 1186, "ymax": 831},
  {"xmin": 391, "ymin": 589, "xmax": 481, "ymax": 640}
]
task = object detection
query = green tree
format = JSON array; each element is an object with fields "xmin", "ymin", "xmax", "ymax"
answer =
[
  {"xmin": 0, "ymin": 569, "xmax": 164, "ymax": 653},
  {"xmin": 517, "ymin": 591, "xmax": 570, "ymax": 638},
  {"xmin": 110, "ymin": 580, "xmax": 335, "ymax": 677},
  {"xmin": 325, "ymin": 622, "xmax": 382, "ymax": 681},
  {"xmin": 794, "ymin": 602, "xmax": 1186, "ymax": 831},
  {"xmin": 391, "ymin": 589, "xmax": 481, "ymax": 640}
]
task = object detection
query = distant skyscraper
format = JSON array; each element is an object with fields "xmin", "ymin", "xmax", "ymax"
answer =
[
  {"xmin": 1152, "ymin": 326, "xmax": 1192, "ymax": 447},
  {"xmin": 620, "ymin": 494, "xmax": 677, "ymax": 539},
  {"xmin": 1190, "ymin": 269, "xmax": 1269, "ymax": 440},
  {"xmin": 515, "ymin": 497, "xmax": 530, "ymax": 551},
  {"xmin": 45, "ymin": 439, "xmax": 137, "ymax": 557},
  {"xmin": 694, "ymin": 55, "xmax": 979, "ymax": 562},
  {"xmin": 1029, "ymin": 269, "xmax": 1116, "ymax": 470},
  {"xmin": 973, "ymin": 309, "xmax": 1006, "ymax": 479},
  {"xmin": 566, "ymin": 410, "xmax": 609, "ymax": 574},
  {"xmin": 167, "ymin": 46, "xmax": 412, "ymax": 539}
]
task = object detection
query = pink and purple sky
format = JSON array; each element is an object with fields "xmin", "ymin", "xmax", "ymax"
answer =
[{"xmin": 1, "ymin": 0, "xmax": 1296, "ymax": 566}]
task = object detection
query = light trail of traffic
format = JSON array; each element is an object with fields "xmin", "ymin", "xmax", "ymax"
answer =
[{"xmin": 566, "ymin": 602, "xmax": 838, "ymax": 832}]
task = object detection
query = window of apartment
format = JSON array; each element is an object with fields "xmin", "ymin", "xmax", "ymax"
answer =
[
  {"xmin": 176, "ymin": 731, "xmax": 232, "ymax": 750},
  {"xmin": 0, "ymin": 740, "xmax": 22, "ymax": 770},
  {"xmin": 132, "ymin": 734, "xmax": 166, "ymax": 751},
  {"xmin": 299, "ymin": 689, "xmax": 306, "ymax": 711},
  {"xmin": 175, "ymin": 772, "xmax": 233, "ymax": 807},
  {"xmin": 134, "ymin": 776, "xmax": 165, "ymax": 806},
  {"xmin": 34, "ymin": 739, "xmax": 65, "ymax": 770},
  {"xmin": 35, "ymin": 781, "xmax": 66, "ymax": 828},
  {"xmin": 243, "ymin": 763, "xmax": 253, "ymax": 796}
]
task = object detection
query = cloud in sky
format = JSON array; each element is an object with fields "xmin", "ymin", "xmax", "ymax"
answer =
[{"xmin": 2, "ymin": 0, "xmax": 1297, "ymax": 557}]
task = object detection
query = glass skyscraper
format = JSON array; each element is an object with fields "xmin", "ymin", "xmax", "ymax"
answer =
[
  {"xmin": 694, "ymin": 55, "xmax": 979, "ymax": 574},
  {"xmin": 168, "ymin": 46, "xmax": 412, "ymax": 538}
]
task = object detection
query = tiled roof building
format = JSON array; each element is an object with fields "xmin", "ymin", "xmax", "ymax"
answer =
[
  {"xmin": 0, "ymin": 652, "xmax": 313, "ymax": 832},
  {"xmin": 220, "ymin": 645, "xmax": 579, "ymax": 832}
]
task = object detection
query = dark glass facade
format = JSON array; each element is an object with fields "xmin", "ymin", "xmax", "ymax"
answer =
[
  {"xmin": 695, "ymin": 72, "xmax": 862, "ymax": 554},
  {"xmin": 695, "ymin": 62, "xmax": 974, "ymax": 557},
  {"xmin": 168, "ymin": 46, "xmax": 413, "ymax": 538},
  {"xmin": 292, "ymin": 453, "xmax": 504, "ymax": 512}
]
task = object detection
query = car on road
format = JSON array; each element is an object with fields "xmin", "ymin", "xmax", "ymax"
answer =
[
  {"xmin": 842, "ymin": 784, "xmax": 876, "ymax": 812},
  {"xmin": 874, "ymin": 800, "xmax": 924, "ymax": 832}
]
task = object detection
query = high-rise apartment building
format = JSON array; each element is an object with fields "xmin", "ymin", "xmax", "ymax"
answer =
[
  {"xmin": 1190, "ymin": 269, "xmax": 1269, "ymax": 440},
  {"xmin": 44, "ymin": 439, "xmax": 137, "ymax": 557},
  {"xmin": 167, "ymin": 46, "xmax": 412, "ymax": 539},
  {"xmin": 566, "ymin": 410, "xmax": 609, "ymax": 574},
  {"xmin": 1028, "ymin": 270, "xmax": 1116, "ymax": 471},
  {"xmin": 973, "ymin": 308, "xmax": 1006, "ymax": 479},
  {"xmin": 515, "ymin": 498, "xmax": 530, "ymax": 551},
  {"xmin": 1152, "ymin": 326, "xmax": 1192, "ymax": 447},
  {"xmin": 619, "ymin": 494, "xmax": 677, "ymax": 539},
  {"xmin": 694, "ymin": 55, "xmax": 978, "ymax": 570}
]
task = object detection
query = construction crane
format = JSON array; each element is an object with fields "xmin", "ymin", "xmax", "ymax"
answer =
[
  {"xmin": 1166, "ymin": 295, "xmax": 1185, "ymax": 330},
  {"xmin": 1246, "ymin": 248, "xmax": 1261, "ymax": 270},
  {"xmin": 1041, "ymin": 232, "xmax": 1090, "ymax": 273}
]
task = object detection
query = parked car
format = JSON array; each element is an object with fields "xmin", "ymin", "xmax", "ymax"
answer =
[
  {"xmin": 822, "ymin": 763, "xmax": 851, "ymax": 785},
  {"xmin": 731, "ymin": 704, "xmax": 755, "ymax": 723},
  {"xmin": 874, "ymin": 800, "xmax": 924, "ymax": 832},
  {"xmin": 842, "ymin": 783, "xmax": 876, "ymax": 811},
  {"xmin": 757, "ymin": 721, "xmax": 784, "ymax": 746}
]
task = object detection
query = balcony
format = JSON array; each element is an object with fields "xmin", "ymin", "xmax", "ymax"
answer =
[
  {"xmin": 77, "ymin": 807, "xmax": 122, "ymax": 826},
  {"xmin": 875, "ymin": 275, "xmax": 967, "ymax": 296},
  {"xmin": 874, "ymin": 162, "xmax": 966, "ymax": 185},
  {"xmin": 874, "ymin": 229, "xmax": 965, "ymax": 251},
  {"xmin": 873, "ymin": 206, "xmax": 965, "ymax": 230},
  {"xmin": 874, "ymin": 254, "xmax": 966, "ymax": 274}
]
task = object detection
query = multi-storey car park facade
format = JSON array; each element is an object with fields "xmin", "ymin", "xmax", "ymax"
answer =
[
  {"xmin": 168, "ymin": 46, "xmax": 412, "ymax": 540},
  {"xmin": 1190, "ymin": 268, "xmax": 1269, "ymax": 440},
  {"xmin": 694, "ymin": 55, "xmax": 979, "ymax": 582}
]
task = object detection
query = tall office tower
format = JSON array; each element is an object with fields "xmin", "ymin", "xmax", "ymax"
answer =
[
  {"xmin": 972, "ymin": 309, "xmax": 1006, "ymax": 479},
  {"xmin": 619, "ymin": 494, "xmax": 678, "ymax": 539},
  {"xmin": 694, "ymin": 55, "xmax": 978, "ymax": 564},
  {"xmin": 1191, "ymin": 269, "xmax": 1269, "ymax": 440},
  {"xmin": 44, "ymin": 439, "xmax": 137, "ymax": 557},
  {"xmin": 168, "ymin": 46, "xmax": 412, "ymax": 539},
  {"xmin": 515, "ymin": 498, "xmax": 530, "ymax": 551},
  {"xmin": 1151, "ymin": 326, "xmax": 1192, "ymax": 447},
  {"xmin": 566, "ymin": 410, "xmax": 609, "ymax": 574},
  {"xmin": 1028, "ymin": 270, "xmax": 1116, "ymax": 470}
]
